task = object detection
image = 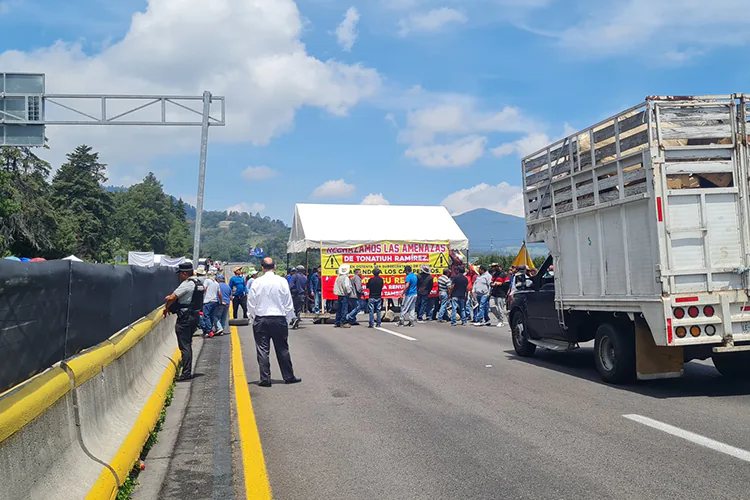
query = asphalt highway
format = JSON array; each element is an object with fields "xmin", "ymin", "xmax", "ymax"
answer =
[{"xmin": 239, "ymin": 319, "xmax": 750, "ymax": 500}]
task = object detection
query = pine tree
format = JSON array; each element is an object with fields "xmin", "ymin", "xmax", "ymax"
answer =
[
  {"xmin": 50, "ymin": 145, "xmax": 113, "ymax": 260},
  {"xmin": 0, "ymin": 146, "xmax": 58, "ymax": 256}
]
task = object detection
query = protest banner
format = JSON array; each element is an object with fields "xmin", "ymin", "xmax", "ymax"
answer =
[{"xmin": 320, "ymin": 241, "xmax": 451, "ymax": 300}]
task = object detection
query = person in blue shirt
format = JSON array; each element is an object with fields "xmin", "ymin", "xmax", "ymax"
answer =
[
  {"xmin": 398, "ymin": 265, "xmax": 418, "ymax": 327},
  {"xmin": 308, "ymin": 267, "xmax": 321, "ymax": 314},
  {"xmin": 229, "ymin": 267, "xmax": 249, "ymax": 319},
  {"xmin": 215, "ymin": 275, "xmax": 232, "ymax": 334}
]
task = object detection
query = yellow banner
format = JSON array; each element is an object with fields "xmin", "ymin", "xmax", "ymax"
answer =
[{"xmin": 320, "ymin": 241, "xmax": 451, "ymax": 299}]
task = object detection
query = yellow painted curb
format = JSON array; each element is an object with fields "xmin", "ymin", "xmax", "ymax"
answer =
[
  {"xmin": 85, "ymin": 347, "xmax": 181, "ymax": 500},
  {"xmin": 230, "ymin": 313, "xmax": 273, "ymax": 499},
  {"xmin": 63, "ymin": 342, "xmax": 118, "ymax": 388},
  {"xmin": 110, "ymin": 318, "xmax": 154, "ymax": 359},
  {"xmin": 0, "ymin": 367, "xmax": 71, "ymax": 443}
]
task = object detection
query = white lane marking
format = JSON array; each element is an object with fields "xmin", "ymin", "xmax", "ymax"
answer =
[
  {"xmin": 375, "ymin": 327, "xmax": 417, "ymax": 341},
  {"xmin": 623, "ymin": 414, "xmax": 750, "ymax": 463}
]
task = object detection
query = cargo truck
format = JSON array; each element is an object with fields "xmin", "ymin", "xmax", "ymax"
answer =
[{"xmin": 510, "ymin": 94, "xmax": 750, "ymax": 383}]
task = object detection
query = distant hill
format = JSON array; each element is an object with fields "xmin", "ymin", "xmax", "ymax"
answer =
[{"xmin": 453, "ymin": 208, "xmax": 548, "ymax": 257}]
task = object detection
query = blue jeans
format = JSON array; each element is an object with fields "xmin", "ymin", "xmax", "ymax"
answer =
[
  {"xmin": 314, "ymin": 291, "xmax": 322, "ymax": 314},
  {"xmin": 437, "ymin": 292, "xmax": 450, "ymax": 321},
  {"xmin": 346, "ymin": 298, "xmax": 364, "ymax": 323},
  {"xmin": 474, "ymin": 294, "xmax": 490, "ymax": 323},
  {"xmin": 214, "ymin": 303, "xmax": 228, "ymax": 332},
  {"xmin": 416, "ymin": 295, "xmax": 430, "ymax": 320},
  {"xmin": 201, "ymin": 301, "xmax": 218, "ymax": 334},
  {"xmin": 335, "ymin": 296, "xmax": 349, "ymax": 325},
  {"xmin": 368, "ymin": 298, "xmax": 382, "ymax": 326},
  {"xmin": 451, "ymin": 297, "xmax": 467, "ymax": 325}
]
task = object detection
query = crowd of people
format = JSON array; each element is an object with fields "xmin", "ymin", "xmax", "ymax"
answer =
[{"xmin": 181, "ymin": 257, "xmax": 547, "ymax": 342}]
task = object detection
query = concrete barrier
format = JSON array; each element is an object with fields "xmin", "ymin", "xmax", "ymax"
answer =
[{"xmin": 0, "ymin": 306, "xmax": 181, "ymax": 500}]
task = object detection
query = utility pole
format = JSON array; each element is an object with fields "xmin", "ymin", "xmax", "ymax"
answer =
[{"xmin": 192, "ymin": 91, "xmax": 212, "ymax": 263}]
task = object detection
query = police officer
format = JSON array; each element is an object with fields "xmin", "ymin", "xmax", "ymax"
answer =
[{"xmin": 164, "ymin": 262, "xmax": 205, "ymax": 381}]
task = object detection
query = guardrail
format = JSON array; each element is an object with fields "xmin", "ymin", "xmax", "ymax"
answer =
[{"xmin": 0, "ymin": 306, "xmax": 180, "ymax": 500}]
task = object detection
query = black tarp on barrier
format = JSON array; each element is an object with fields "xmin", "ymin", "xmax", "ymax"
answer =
[{"xmin": 0, "ymin": 260, "xmax": 179, "ymax": 393}]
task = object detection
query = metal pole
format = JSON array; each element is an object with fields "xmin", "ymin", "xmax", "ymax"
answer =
[{"xmin": 192, "ymin": 90, "xmax": 211, "ymax": 263}]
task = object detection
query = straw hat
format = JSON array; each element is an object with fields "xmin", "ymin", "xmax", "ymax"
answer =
[{"xmin": 339, "ymin": 264, "xmax": 351, "ymax": 275}]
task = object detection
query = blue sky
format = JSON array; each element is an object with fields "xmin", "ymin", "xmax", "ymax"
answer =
[{"xmin": 2, "ymin": 0, "xmax": 750, "ymax": 224}]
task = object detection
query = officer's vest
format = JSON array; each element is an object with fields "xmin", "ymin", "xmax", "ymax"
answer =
[
  {"xmin": 169, "ymin": 277, "xmax": 206, "ymax": 313},
  {"xmin": 188, "ymin": 277, "xmax": 206, "ymax": 312}
]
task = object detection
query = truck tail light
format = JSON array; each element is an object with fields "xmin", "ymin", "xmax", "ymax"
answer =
[
  {"xmin": 675, "ymin": 326, "xmax": 687, "ymax": 338},
  {"xmin": 703, "ymin": 305, "xmax": 715, "ymax": 317},
  {"xmin": 690, "ymin": 326, "xmax": 701, "ymax": 337},
  {"xmin": 688, "ymin": 306, "xmax": 699, "ymax": 318},
  {"xmin": 673, "ymin": 307, "xmax": 685, "ymax": 319},
  {"xmin": 705, "ymin": 325, "xmax": 716, "ymax": 336}
]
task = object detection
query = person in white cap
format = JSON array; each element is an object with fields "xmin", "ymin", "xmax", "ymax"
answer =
[{"xmin": 333, "ymin": 264, "xmax": 352, "ymax": 328}]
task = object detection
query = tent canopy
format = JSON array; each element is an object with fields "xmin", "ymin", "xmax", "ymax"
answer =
[{"xmin": 288, "ymin": 203, "xmax": 469, "ymax": 253}]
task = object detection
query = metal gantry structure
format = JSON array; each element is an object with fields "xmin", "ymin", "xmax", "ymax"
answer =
[{"xmin": 0, "ymin": 72, "xmax": 225, "ymax": 263}]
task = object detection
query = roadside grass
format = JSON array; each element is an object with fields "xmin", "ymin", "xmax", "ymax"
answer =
[{"xmin": 116, "ymin": 361, "xmax": 180, "ymax": 500}]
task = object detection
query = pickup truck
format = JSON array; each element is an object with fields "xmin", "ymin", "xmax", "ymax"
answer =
[{"xmin": 510, "ymin": 94, "xmax": 750, "ymax": 384}]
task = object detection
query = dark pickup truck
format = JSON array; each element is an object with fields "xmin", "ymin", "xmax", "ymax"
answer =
[{"xmin": 507, "ymin": 255, "xmax": 639, "ymax": 383}]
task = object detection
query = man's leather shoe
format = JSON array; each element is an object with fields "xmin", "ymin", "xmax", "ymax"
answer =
[
  {"xmin": 258, "ymin": 380, "xmax": 272, "ymax": 387},
  {"xmin": 285, "ymin": 377, "xmax": 302, "ymax": 384}
]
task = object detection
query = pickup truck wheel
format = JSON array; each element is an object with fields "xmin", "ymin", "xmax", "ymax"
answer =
[
  {"xmin": 594, "ymin": 323, "xmax": 635, "ymax": 384},
  {"xmin": 511, "ymin": 314, "xmax": 536, "ymax": 357},
  {"xmin": 712, "ymin": 353, "xmax": 750, "ymax": 379}
]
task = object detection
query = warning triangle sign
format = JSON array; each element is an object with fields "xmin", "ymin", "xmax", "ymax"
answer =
[
  {"xmin": 431, "ymin": 252, "xmax": 450, "ymax": 270},
  {"xmin": 323, "ymin": 254, "xmax": 341, "ymax": 271}
]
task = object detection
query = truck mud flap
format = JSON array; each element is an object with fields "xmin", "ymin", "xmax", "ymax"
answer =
[{"xmin": 636, "ymin": 321, "xmax": 684, "ymax": 380}]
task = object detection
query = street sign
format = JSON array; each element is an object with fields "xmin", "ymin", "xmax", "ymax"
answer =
[{"xmin": 0, "ymin": 73, "xmax": 45, "ymax": 146}]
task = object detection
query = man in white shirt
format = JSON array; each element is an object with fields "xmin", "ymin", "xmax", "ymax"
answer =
[
  {"xmin": 247, "ymin": 257, "xmax": 302, "ymax": 387},
  {"xmin": 200, "ymin": 271, "xmax": 221, "ymax": 338}
]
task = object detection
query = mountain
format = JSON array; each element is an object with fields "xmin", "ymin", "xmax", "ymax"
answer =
[{"xmin": 453, "ymin": 208, "xmax": 548, "ymax": 257}]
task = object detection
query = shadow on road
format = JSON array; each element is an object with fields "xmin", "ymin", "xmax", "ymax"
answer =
[{"xmin": 504, "ymin": 347, "xmax": 750, "ymax": 399}]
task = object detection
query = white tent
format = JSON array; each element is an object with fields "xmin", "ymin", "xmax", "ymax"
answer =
[
  {"xmin": 287, "ymin": 203, "xmax": 469, "ymax": 253},
  {"xmin": 62, "ymin": 255, "xmax": 83, "ymax": 262}
]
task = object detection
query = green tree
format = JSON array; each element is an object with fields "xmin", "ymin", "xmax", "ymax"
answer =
[
  {"xmin": 0, "ymin": 146, "xmax": 58, "ymax": 257},
  {"xmin": 50, "ymin": 145, "xmax": 112, "ymax": 260},
  {"xmin": 166, "ymin": 198, "xmax": 191, "ymax": 257}
]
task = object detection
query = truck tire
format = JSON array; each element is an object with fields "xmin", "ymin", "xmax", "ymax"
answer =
[
  {"xmin": 712, "ymin": 353, "xmax": 750, "ymax": 379},
  {"xmin": 594, "ymin": 323, "xmax": 636, "ymax": 384},
  {"xmin": 511, "ymin": 313, "xmax": 536, "ymax": 357}
]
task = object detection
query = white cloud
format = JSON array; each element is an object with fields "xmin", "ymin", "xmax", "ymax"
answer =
[
  {"xmin": 312, "ymin": 179, "xmax": 355, "ymax": 198},
  {"xmin": 395, "ymin": 91, "xmax": 543, "ymax": 167},
  {"xmin": 241, "ymin": 165, "xmax": 277, "ymax": 180},
  {"xmin": 491, "ymin": 133, "xmax": 550, "ymax": 159},
  {"xmin": 336, "ymin": 7, "xmax": 360, "ymax": 51},
  {"xmin": 361, "ymin": 193, "xmax": 390, "ymax": 205},
  {"xmin": 227, "ymin": 202, "xmax": 265, "ymax": 213},
  {"xmin": 491, "ymin": 122, "xmax": 578, "ymax": 159},
  {"xmin": 556, "ymin": 0, "xmax": 750, "ymax": 58},
  {"xmin": 0, "ymin": 0, "xmax": 382, "ymax": 182},
  {"xmin": 406, "ymin": 135, "xmax": 487, "ymax": 168},
  {"xmin": 441, "ymin": 182, "xmax": 525, "ymax": 217},
  {"xmin": 398, "ymin": 7, "xmax": 467, "ymax": 36}
]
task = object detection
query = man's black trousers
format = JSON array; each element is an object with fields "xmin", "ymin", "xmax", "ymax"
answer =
[
  {"xmin": 253, "ymin": 316, "xmax": 296, "ymax": 383},
  {"xmin": 175, "ymin": 312, "xmax": 199, "ymax": 377},
  {"xmin": 232, "ymin": 294, "xmax": 248, "ymax": 319}
]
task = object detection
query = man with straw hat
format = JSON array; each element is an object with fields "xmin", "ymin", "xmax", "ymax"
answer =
[{"xmin": 333, "ymin": 264, "xmax": 352, "ymax": 328}]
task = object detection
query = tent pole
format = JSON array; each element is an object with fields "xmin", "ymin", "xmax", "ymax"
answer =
[{"xmin": 305, "ymin": 249, "xmax": 309, "ymax": 313}]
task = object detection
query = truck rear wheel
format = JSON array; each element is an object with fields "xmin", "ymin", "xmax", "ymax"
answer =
[
  {"xmin": 712, "ymin": 353, "xmax": 750, "ymax": 379},
  {"xmin": 511, "ymin": 313, "xmax": 536, "ymax": 357},
  {"xmin": 594, "ymin": 323, "xmax": 636, "ymax": 384}
]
